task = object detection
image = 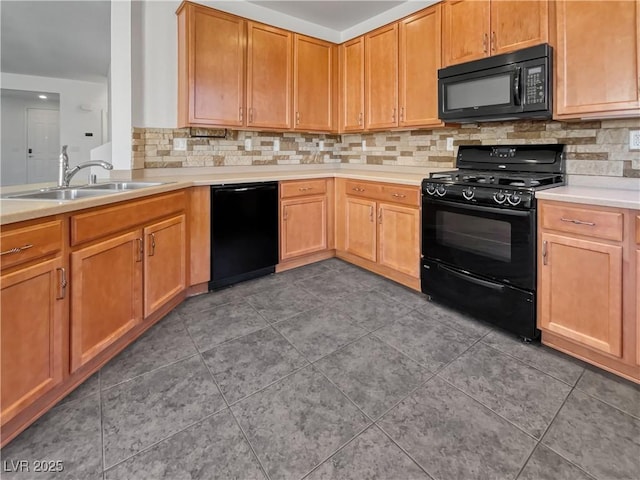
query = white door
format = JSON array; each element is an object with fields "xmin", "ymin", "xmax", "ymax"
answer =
[{"xmin": 26, "ymin": 109, "xmax": 60, "ymax": 183}]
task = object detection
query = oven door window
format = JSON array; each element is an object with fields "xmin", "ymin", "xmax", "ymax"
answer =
[
  {"xmin": 423, "ymin": 198, "xmax": 535, "ymax": 290},
  {"xmin": 437, "ymin": 211, "xmax": 511, "ymax": 262}
]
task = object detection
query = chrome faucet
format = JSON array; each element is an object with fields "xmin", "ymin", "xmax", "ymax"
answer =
[{"xmin": 58, "ymin": 145, "xmax": 113, "ymax": 188}]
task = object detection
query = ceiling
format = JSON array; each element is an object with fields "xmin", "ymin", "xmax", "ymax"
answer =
[
  {"xmin": 1, "ymin": 1, "xmax": 110, "ymax": 83},
  {"xmin": 245, "ymin": 1, "xmax": 406, "ymax": 31}
]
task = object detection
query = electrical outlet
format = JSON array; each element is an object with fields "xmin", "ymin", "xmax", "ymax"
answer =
[
  {"xmin": 173, "ymin": 138, "xmax": 187, "ymax": 151},
  {"xmin": 244, "ymin": 138, "xmax": 252, "ymax": 151},
  {"xmin": 446, "ymin": 137, "xmax": 454, "ymax": 151},
  {"xmin": 362, "ymin": 140, "xmax": 367, "ymax": 152},
  {"xmin": 630, "ymin": 130, "xmax": 640, "ymax": 150},
  {"xmin": 273, "ymin": 139, "xmax": 280, "ymax": 151},
  {"xmin": 319, "ymin": 140, "xmax": 324, "ymax": 150}
]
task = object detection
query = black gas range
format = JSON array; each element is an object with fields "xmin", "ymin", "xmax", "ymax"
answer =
[{"xmin": 421, "ymin": 144, "xmax": 565, "ymax": 340}]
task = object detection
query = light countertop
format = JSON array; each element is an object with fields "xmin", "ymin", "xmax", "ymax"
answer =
[
  {"xmin": 0, "ymin": 165, "xmax": 448, "ymax": 225},
  {"xmin": 535, "ymin": 176, "xmax": 640, "ymax": 210}
]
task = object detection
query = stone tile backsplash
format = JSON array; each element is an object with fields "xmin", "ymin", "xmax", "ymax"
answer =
[{"xmin": 133, "ymin": 118, "xmax": 639, "ymax": 177}]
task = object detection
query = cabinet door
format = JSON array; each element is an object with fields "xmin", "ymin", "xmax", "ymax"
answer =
[
  {"xmin": 340, "ymin": 37, "xmax": 365, "ymax": 132},
  {"xmin": 637, "ymin": 248, "xmax": 640, "ymax": 367},
  {"xmin": 442, "ymin": 0, "xmax": 490, "ymax": 67},
  {"xmin": 554, "ymin": 0, "xmax": 640, "ymax": 118},
  {"xmin": 70, "ymin": 231, "xmax": 143, "ymax": 372},
  {"xmin": 490, "ymin": 0, "xmax": 547, "ymax": 56},
  {"xmin": 144, "ymin": 215, "xmax": 187, "ymax": 318},
  {"xmin": 365, "ymin": 24, "xmax": 398, "ymax": 130},
  {"xmin": 281, "ymin": 196, "xmax": 328, "ymax": 260},
  {"xmin": 247, "ymin": 22, "xmax": 292, "ymax": 129},
  {"xmin": 1, "ymin": 258, "xmax": 64, "ymax": 426},
  {"xmin": 399, "ymin": 5, "xmax": 442, "ymax": 127},
  {"xmin": 294, "ymin": 34, "xmax": 334, "ymax": 131},
  {"xmin": 345, "ymin": 197, "xmax": 377, "ymax": 262},
  {"xmin": 178, "ymin": 4, "xmax": 245, "ymax": 127},
  {"xmin": 539, "ymin": 233, "xmax": 623, "ymax": 357},
  {"xmin": 377, "ymin": 203, "xmax": 420, "ymax": 278}
]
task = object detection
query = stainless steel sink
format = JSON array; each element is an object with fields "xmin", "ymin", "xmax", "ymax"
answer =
[
  {"xmin": 3, "ymin": 188, "xmax": 112, "ymax": 201},
  {"xmin": 80, "ymin": 181, "xmax": 166, "ymax": 191}
]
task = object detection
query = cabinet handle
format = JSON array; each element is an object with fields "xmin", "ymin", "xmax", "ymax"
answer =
[
  {"xmin": 560, "ymin": 217, "xmax": 596, "ymax": 226},
  {"xmin": 399, "ymin": 107, "xmax": 404, "ymax": 122},
  {"xmin": 56, "ymin": 267, "xmax": 67, "ymax": 300},
  {"xmin": 491, "ymin": 31, "xmax": 496, "ymax": 52},
  {"xmin": 358, "ymin": 112, "xmax": 363, "ymax": 126},
  {"xmin": 296, "ymin": 111, "xmax": 300, "ymax": 125},
  {"xmin": 283, "ymin": 206, "xmax": 288, "ymax": 221},
  {"xmin": 352, "ymin": 187, "xmax": 365, "ymax": 192},
  {"xmin": 369, "ymin": 205, "xmax": 374, "ymax": 222},
  {"xmin": 136, "ymin": 238, "xmax": 143, "ymax": 262},
  {"xmin": 483, "ymin": 33, "xmax": 488, "ymax": 54},
  {"xmin": 249, "ymin": 108, "xmax": 254, "ymax": 123},
  {"xmin": 542, "ymin": 240, "xmax": 548, "ymax": 265},
  {"xmin": 378, "ymin": 209, "xmax": 382, "ymax": 224},
  {"xmin": 298, "ymin": 187, "xmax": 313, "ymax": 191},
  {"xmin": 0, "ymin": 243, "xmax": 33, "ymax": 256},
  {"xmin": 392, "ymin": 193, "xmax": 406, "ymax": 199},
  {"xmin": 239, "ymin": 107, "xmax": 244, "ymax": 122},
  {"xmin": 149, "ymin": 233, "xmax": 156, "ymax": 256},
  {"xmin": 392, "ymin": 108, "xmax": 396, "ymax": 123}
]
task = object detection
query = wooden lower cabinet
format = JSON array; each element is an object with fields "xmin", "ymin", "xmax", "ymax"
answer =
[
  {"xmin": 70, "ymin": 230, "xmax": 143, "ymax": 372},
  {"xmin": 538, "ymin": 201, "xmax": 639, "ymax": 383},
  {"xmin": 281, "ymin": 196, "xmax": 328, "ymax": 260},
  {"xmin": 378, "ymin": 202, "xmax": 420, "ymax": 277},
  {"xmin": 539, "ymin": 233, "xmax": 623, "ymax": 357},
  {"xmin": 338, "ymin": 179, "xmax": 420, "ymax": 289},
  {"xmin": 144, "ymin": 215, "xmax": 187, "ymax": 318},
  {"xmin": 1, "ymin": 257, "xmax": 65, "ymax": 426},
  {"xmin": 345, "ymin": 197, "xmax": 378, "ymax": 262}
]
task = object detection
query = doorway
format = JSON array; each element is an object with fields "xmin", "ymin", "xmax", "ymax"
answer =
[{"xmin": 26, "ymin": 108, "xmax": 60, "ymax": 183}]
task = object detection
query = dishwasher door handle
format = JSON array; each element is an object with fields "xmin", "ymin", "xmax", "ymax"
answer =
[{"xmin": 215, "ymin": 185, "xmax": 276, "ymax": 194}]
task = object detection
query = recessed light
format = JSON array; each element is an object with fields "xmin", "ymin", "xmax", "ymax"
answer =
[{"xmin": 38, "ymin": 94, "xmax": 47, "ymax": 99}]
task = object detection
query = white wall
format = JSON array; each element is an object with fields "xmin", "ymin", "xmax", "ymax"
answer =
[
  {"xmin": 1, "ymin": 94, "xmax": 59, "ymax": 185},
  {"xmin": 0, "ymin": 73, "xmax": 107, "ymax": 171}
]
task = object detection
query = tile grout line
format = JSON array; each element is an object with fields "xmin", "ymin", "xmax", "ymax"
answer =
[{"xmin": 184, "ymin": 318, "xmax": 274, "ymax": 480}]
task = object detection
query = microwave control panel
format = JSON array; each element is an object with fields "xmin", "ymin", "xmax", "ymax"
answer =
[{"xmin": 525, "ymin": 65, "xmax": 545, "ymax": 105}]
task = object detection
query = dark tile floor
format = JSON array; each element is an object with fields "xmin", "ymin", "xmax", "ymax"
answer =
[{"xmin": 2, "ymin": 258, "xmax": 639, "ymax": 480}]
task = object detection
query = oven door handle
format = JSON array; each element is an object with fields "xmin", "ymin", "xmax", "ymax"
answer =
[
  {"xmin": 437, "ymin": 263, "xmax": 506, "ymax": 292},
  {"xmin": 423, "ymin": 197, "xmax": 531, "ymax": 217}
]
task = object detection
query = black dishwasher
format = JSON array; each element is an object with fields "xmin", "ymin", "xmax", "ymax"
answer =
[{"xmin": 209, "ymin": 182, "xmax": 279, "ymax": 290}]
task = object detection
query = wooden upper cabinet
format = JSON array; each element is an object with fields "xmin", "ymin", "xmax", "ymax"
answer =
[
  {"xmin": 442, "ymin": 0, "xmax": 490, "ymax": 67},
  {"xmin": 399, "ymin": 5, "xmax": 442, "ymax": 127},
  {"xmin": 247, "ymin": 22, "xmax": 292, "ymax": 129},
  {"xmin": 490, "ymin": 0, "xmax": 548, "ymax": 56},
  {"xmin": 177, "ymin": 3, "xmax": 245, "ymax": 127},
  {"xmin": 553, "ymin": 0, "xmax": 640, "ymax": 118},
  {"xmin": 340, "ymin": 36, "xmax": 365, "ymax": 132},
  {"xmin": 365, "ymin": 23, "xmax": 399, "ymax": 130},
  {"xmin": 442, "ymin": 0, "xmax": 548, "ymax": 67},
  {"xmin": 294, "ymin": 34, "xmax": 334, "ymax": 132}
]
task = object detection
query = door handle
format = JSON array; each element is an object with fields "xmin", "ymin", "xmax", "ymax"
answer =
[
  {"xmin": 149, "ymin": 233, "xmax": 156, "ymax": 256},
  {"xmin": 369, "ymin": 205, "xmax": 374, "ymax": 222},
  {"xmin": 439, "ymin": 263, "xmax": 505, "ymax": 291},
  {"xmin": 136, "ymin": 238, "xmax": 143, "ymax": 262},
  {"xmin": 483, "ymin": 33, "xmax": 488, "ymax": 54},
  {"xmin": 542, "ymin": 240, "xmax": 548, "ymax": 265},
  {"xmin": 56, "ymin": 267, "xmax": 67, "ymax": 299},
  {"xmin": 0, "ymin": 244, "xmax": 33, "ymax": 256},
  {"xmin": 491, "ymin": 31, "xmax": 496, "ymax": 52},
  {"xmin": 378, "ymin": 209, "xmax": 382, "ymax": 224}
]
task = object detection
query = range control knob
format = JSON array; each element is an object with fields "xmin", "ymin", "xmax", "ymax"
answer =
[
  {"xmin": 435, "ymin": 185, "xmax": 446, "ymax": 197},
  {"xmin": 462, "ymin": 187, "xmax": 474, "ymax": 200},
  {"xmin": 425, "ymin": 183, "xmax": 436, "ymax": 195},
  {"xmin": 493, "ymin": 191, "xmax": 506, "ymax": 204},
  {"xmin": 508, "ymin": 193, "xmax": 522, "ymax": 206}
]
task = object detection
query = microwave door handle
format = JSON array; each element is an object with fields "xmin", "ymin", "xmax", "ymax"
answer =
[{"xmin": 513, "ymin": 66, "xmax": 522, "ymax": 106}]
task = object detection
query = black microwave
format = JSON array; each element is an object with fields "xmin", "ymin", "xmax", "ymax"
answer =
[{"xmin": 438, "ymin": 44, "xmax": 552, "ymax": 123}]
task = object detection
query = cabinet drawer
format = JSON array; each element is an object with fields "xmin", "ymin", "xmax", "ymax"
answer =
[
  {"xmin": 541, "ymin": 203, "xmax": 623, "ymax": 242},
  {"xmin": 381, "ymin": 185, "xmax": 420, "ymax": 207},
  {"xmin": 281, "ymin": 179, "xmax": 327, "ymax": 198},
  {"xmin": 71, "ymin": 191, "xmax": 187, "ymax": 246},
  {"xmin": 1, "ymin": 220, "xmax": 63, "ymax": 270},
  {"xmin": 345, "ymin": 180, "xmax": 383, "ymax": 200}
]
